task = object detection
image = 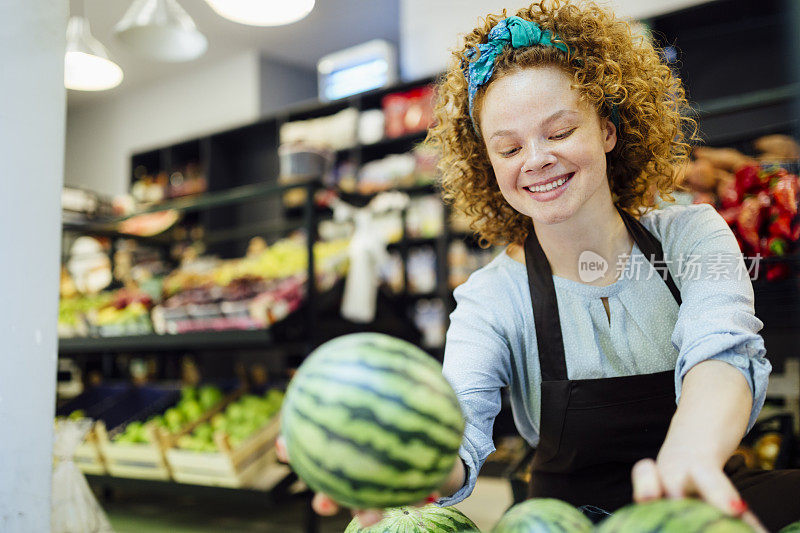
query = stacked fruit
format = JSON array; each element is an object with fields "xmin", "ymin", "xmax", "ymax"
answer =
[
  {"xmin": 112, "ymin": 385, "xmax": 223, "ymax": 444},
  {"xmin": 716, "ymin": 164, "xmax": 800, "ymax": 281},
  {"xmin": 58, "ymin": 292, "xmax": 114, "ymax": 337},
  {"xmin": 176, "ymin": 388, "xmax": 284, "ymax": 452},
  {"xmin": 676, "ymin": 137, "xmax": 800, "ymax": 281}
]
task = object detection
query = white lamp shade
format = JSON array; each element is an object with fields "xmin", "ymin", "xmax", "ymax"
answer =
[
  {"xmin": 204, "ymin": 0, "xmax": 315, "ymax": 26},
  {"xmin": 115, "ymin": 0, "xmax": 208, "ymax": 62},
  {"xmin": 65, "ymin": 16, "xmax": 123, "ymax": 91}
]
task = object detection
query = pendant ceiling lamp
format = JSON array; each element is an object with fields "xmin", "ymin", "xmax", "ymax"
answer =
[
  {"xmin": 204, "ymin": 0, "xmax": 315, "ymax": 27},
  {"xmin": 65, "ymin": 16, "xmax": 124, "ymax": 91},
  {"xmin": 115, "ymin": 0, "xmax": 208, "ymax": 62}
]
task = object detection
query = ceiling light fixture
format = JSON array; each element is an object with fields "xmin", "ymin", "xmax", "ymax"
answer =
[
  {"xmin": 115, "ymin": 0, "xmax": 208, "ymax": 62},
  {"xmin": 65, "ymin": 16, "xmax": 124, "ymax": 91},
  {"xmin": 204, "ymin": 0, "xmax": 315, "ymax": 27}
]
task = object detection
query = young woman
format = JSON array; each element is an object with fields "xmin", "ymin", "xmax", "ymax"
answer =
[
  {"xmin": 279, "ymin": 1, "xmax": 800, "ymax": 529},
  {"xmin": 425, "ymin": 1, "xmax": 800, "ymax": 530}
]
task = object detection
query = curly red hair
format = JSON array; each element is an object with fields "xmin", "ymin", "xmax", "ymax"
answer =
[{"xmin": 426, "ymin": 0, "xmax": 696, "ymax": 246}]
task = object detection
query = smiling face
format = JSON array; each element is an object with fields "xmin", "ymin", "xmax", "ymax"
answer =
[{"xmin": 478, "ymin": 65, "xmax": 617, "ymax": 227}]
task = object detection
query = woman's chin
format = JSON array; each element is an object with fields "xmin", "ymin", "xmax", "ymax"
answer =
[{"xmin": 528, "ymin": 202, "xmax": 577, "ymax": 227}]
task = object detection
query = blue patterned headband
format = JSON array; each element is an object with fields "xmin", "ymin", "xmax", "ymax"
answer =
[{"xmin": 462, "ymin": 16, "xmax": 619, "ymax": 135}]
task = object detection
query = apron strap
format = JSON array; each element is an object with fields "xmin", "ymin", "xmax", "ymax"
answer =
[
  {"xmin": 524, "ymin": 206, "xmax": 683, "ymax": 381},
  {"xmin": 616, "ymin": 207, "xmax": 682, "ymax": 306},
  {"xmin": 524, "ymin": 229, "xmax": 567, "ymax": 382}
]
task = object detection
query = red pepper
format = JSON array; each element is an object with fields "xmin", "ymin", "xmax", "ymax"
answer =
[
  {"xmin": 793, "ymin": 223, "xmax": 800, "ymax": 241},
  {"xmin": 735, "ymin": 165, "xmax": 764, "ymax": 197},
  {"xmin": 772, "ymin": 174, "xmax": 799, "ymax": 216},
  {"xmin": 766, "ymin": 263, "xmax": 791, "ymax": 282},
  {"xmin": 768, "ymin": 213, "xmax": 794, "ymax": 240},
  {"xmin": 736, "ymin": 196, "xmax": 763, "ymax": 250}
]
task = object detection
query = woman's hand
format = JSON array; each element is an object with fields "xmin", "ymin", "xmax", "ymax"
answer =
[
  {"xmin": 631, "ymin": 452, "xmax": 767, "ymax": 533},
  {"xmin": 275, "ymin": 436, "xmax": 438, "ymax": 528}
]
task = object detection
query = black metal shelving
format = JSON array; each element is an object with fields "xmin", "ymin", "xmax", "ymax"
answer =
[{"xmin": 60, "ymin": 329, "xmax": 277, "ymax": 354}]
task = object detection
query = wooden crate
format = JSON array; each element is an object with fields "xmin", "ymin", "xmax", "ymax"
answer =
[
  {"xmin": 166, "ymin": 414, "xmax": 289, "ymax": 488},
  {"xmin": 95, "ymin": 421, "xmax": 171, "ymax": 480},
  {"xmin": 96, "ymin": 387, "xmax": 244, "ymax": 480},
  {"xmin": 73, "ymin": 427, "xmax": 106, "ymax": 475}
]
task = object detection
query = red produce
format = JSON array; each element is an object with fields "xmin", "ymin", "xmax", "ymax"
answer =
[
  {"xmin": 734, "ymin": 165, "xmax": 764, "ymax": 197},
  {"xmin": 756, "ymin": 190, "xmax": 772, "ymax": 210},
  {"xmin": 766, "ymin": 263, "xmax": 790, "ymax": 282},
  {"xmin": 772, "ymin": 174, "xmax": 799, "ymax": 215},
  {"xmin": 736, "ymin": 197, "xmax": 763, "ymax": 250},
  {"xmin": 768, "ymin": 214, "xmax": 794, "ymax": 240}
]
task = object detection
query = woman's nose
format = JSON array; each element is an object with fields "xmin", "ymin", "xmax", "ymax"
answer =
[{"xmin": 521, "ymin": 143, "xmax": 557, "ymax": 172}]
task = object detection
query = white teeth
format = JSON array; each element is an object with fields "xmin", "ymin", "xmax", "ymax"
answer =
[{"xmin": 528, "ymin": 175, "xmax": 569, "ymax": 193}]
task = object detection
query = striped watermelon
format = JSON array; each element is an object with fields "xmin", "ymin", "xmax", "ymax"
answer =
[
  {"xmin": 596, "ymin": 499, "xmax": 754, "ymax": 532},
  {"xmin": 281, "ymin": 333, "xmax": 465, "ymax": 509},
  {"xmin": 344, "ymin": 504, "xmax": 479, "ymax": 532},
  {"xmin": 779, "ymin": 521, "xmax": 800, "ymax": 533},
  {"xmin": 493, "ymin": 499, "xmax": 593, "ymax": 533}
]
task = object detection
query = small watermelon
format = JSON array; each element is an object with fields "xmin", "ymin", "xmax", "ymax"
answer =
[
  {"xmin": 344, "ymin": 504, "xmax": 479, "ymax": 532},
  {"xmin": 596, "ymin": 499, "xmax": 754, "ymax": 532},
  {"xmin": 281, "ymin": 333, "xmax": 465, "ymax": 509},
  {"xmin": 493, "ymin": 498, "xmax": 593, "ymax": 533},
  {"xmin": 779, "ymin": 521, "xmax": 800, "ymax": 533}
]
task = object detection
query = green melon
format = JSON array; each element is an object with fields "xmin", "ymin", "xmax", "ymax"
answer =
[
  {"xmin": 492, "ymin": 499, "xmax": 593, "ymax": 533},
  {"xmin": 281, "ymin": 333, "xmax": 465, "ymax": 509},
  {"xmin": 344, "ymin": 504, "xmax": 479, "ymax": 532},
  {"xmin": 779, "ymin": 521, "xmax": 800, "ymax": 533},
  {"xmin": 596, "ymin": 499, "xmax": 754, "ymax": 532}
]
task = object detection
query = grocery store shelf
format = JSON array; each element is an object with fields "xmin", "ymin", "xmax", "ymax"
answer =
[
  {"xmin": 694, "ymin": 83, "xmax": 799, "ymax": 118},
  {"xmin": 387, "ymin": 235, "xmax": 440, "ymax": 251},
  {"xmin": 360, "ymin": 130, "xmax": 428, "ymax": 151},
  {"xmin": 115, "ymin": 178, "xmax": 321, "ymax": 221},
  {"xmin": 62, "ymin": 220, "xmax": 173, "ymax": 245},
  {"xmin": 59, "ymin": 329, "xmax": 276, "ymax": 354},
  {"xmin": 335, "ymin": 183, "xmax": 439, "ymax": 207}
]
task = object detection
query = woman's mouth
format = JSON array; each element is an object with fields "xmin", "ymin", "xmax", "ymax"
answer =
[{"xmin": 523, "ymin": 172, "xmax": 575, "ymax": 200}]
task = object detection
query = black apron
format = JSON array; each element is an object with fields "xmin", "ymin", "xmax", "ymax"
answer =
[{"xmin": 523, "ymin": 207, "xmax": 800, "ymax": 531}]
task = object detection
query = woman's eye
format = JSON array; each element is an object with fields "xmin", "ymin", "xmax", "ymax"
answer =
[
  {"xmin": 551, "ymin": 127, "xmax": 577, "ymax": 140},
  {"xmin": 500, "ymin": 147, "xmax": 520, "ymax": 157}
]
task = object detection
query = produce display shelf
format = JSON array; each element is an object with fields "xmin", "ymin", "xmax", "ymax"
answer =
[
  {"xmin": 335, "ymin": 183, "xmax": 439, "ymax": 206},
  {"xmin": 113, "ymin": 177, "xmax": 321, "ymax": 221},
  {"xmin": 62, "ymin": 221, "xmax": 173, "ymax": 245},
  {"xmin": 59, "ymin": 329, "xmax": 275, "ymax": 354}
]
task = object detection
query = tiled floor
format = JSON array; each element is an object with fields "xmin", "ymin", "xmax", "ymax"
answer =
[{"xmin": 103, "ymin": 477, "xmax": 514, "ymax": 532}]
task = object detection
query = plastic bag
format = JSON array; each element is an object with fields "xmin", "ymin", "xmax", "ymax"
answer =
[{"xmin": 51, "ymin": 418, "xmax": 114, "ymax": 533}]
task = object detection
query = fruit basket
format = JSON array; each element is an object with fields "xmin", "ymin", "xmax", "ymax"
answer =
[
  {"xmin": 95, "ymin": 383, "xmax": 239, "ymax": 480},
  {"xmin": 56, "ymin": 383, "xmax": 130, "ymax": 474},
  {"xmin": 165, "ymin": 387, "xmax": 290, "ymax": 488}
]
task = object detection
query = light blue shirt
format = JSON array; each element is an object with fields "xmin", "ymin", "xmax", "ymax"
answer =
[{"xmin": 438, "ymin": 203, "xmax": 771, "ymax": 506}]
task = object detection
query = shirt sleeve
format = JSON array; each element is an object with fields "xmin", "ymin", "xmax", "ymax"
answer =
[
  {"xmin": 653, "ymin": 204, "xmax": 771, "ymax": 432},
  {"xmin": 437, "ymin": 274, "xmax": 511, "ymax": 506}
]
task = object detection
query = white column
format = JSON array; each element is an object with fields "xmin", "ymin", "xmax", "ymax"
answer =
[{"xmin": 0, "ymin": 1, "xmax": 67, "ymax": 531}]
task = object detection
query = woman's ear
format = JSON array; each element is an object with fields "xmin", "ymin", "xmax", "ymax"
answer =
[{"xmin": 602, "ymin": 118, "xmax": 617, "ymax": 153}]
